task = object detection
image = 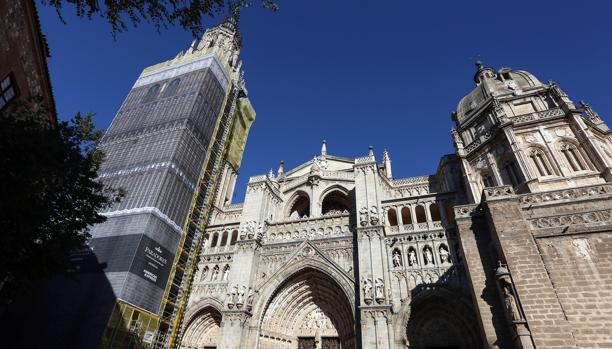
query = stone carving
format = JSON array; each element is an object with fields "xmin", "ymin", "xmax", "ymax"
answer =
[
  {"xmin": 227, "ymin": 285, "xmax": 238, "ymax": 308},
  {"xmin": 211, "ymin": 265, "xmax": 219, "ymax": 281},
  {"xmin": 240, "ymin": 221, "xmax": 257, "ymax": 240},
  {"xmin": 439, "ymin": 245, "xmax": 450, "ymax": 264},
  {"xmin": 408, "ymin": 249, "xmax": 418, "ymax": 266},
  {"xmin": 520, "ymin": 184, "xmax": 611, "ymax": 206},
  {"xmin": 363, "ymin": 278, "xmax": 373, "ymax": 304},
  {"xmin": 495, "ymin": 263, "xmax": 521, "ymax": 322},
  {"xmin": 392, "ymin": 249, "xmax": 402, "ymax": 267},
  {"xmin": 484, "ymin": 185, "xmax": 514, "ymax": 199},
  {"xmin": 529, "ymin": 209, "xmax": 612, "ymax": 229},
  {"xmin": 200, "ymin": 266, "xmax": 208, "ymax": 281},
  {"xmin": 236, "ymin": 285, "xmax": 246, "ymax": 308},
  {"xmin": 370, "ymin": 206, "xmax": 380, "ymax": 225},
  {"xmin": 423, "ymin": 246, "xmax": 434, "ymax": 265},
  {"xmin": 222, "ymin": 265, "xmax": 230, "ymax": 281},
  {"xmin": 359, "ymin": 207, "xmax": 369, "ymax": 226},
  {"xmin": 374, "ymin": 278, "xmax": 385, "ymax": 303}
]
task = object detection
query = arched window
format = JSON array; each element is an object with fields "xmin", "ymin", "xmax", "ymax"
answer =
[
  {"xmin": 528, "ymin": 148, "xmax": 553, "ymax": 176},
  {"xmin": 444, "ymin": 201, "xmax": 454, "ymax": 221},
  {"xmin": 387, "ymin": 208, "xmax": 398, "ymax": 226},
  {"xmin": 502, "ymin": 161, "xmax": 521, "ymax": 186},
  {"xmin": 401, "ymin": 207, "xmax": 412, "ymax": 225},
  {"xmin": 220, "ymin": 231, "xmax": 228, "ymax": 246},
  {"xmin": 289, "ymin": 192, "xmax": 310, "ymax": 218},
  {"xmin": 164, "ymin": 79, "xmax": 180, "ymax": 97},
  {"xmin": 482, "ymin": 173, "xmax": 495, "ymax": 188},
  {"xmin": 321, "ymin": 190, "xmax": 351, "ymax": 215},
  {"xmin": 230, "ymin": 230, "xmax": 238, "ymax": 245},
  {"xmin": 415, "ymin": 205, "xmax": 426, "ymax": 223},
  {"xmin": 429, "ymin": 203, "xmax": 441, "ymax": 221},
  {"xmin": 560, "ymin": 143, "xmax": 586, "ymax": 172},
  {"xmin": 210, "ymin": 232, "xmax": 219, "ymax": 247},
  {"xmin": 142, "ymin": 84, "xmax": 160, "ymax": 103}
]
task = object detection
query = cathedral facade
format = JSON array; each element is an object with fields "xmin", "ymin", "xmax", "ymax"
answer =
[{"xmin": 178, "ymin": 62, "xmax": 612, "ymax": 349}]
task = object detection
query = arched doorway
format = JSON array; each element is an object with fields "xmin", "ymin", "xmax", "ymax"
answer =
[
  {"xmin": 180, "ymin": 306, "xmax": 222, "ymax": 349},
  {"xmin": 258, "ymin": 268, "xmax": 355, "ymax": 349},
  {"xmin": 406, "ymin": 292, "xmax": 481, "ymax": 349}
]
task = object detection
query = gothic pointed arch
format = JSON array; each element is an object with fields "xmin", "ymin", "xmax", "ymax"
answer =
[
  {"xmin": 249, "ymin": 242, "xmax": 356, "ymax": 349},
  {"xmin": 286, "ymin": 190, "xmax": 311, "ymax": 218},
  {"xmin": 393, "ymin": 288, "xmax": 482, "ymax": 349},
  {"xmin": 180, "ymin": 300, "xmax": 224, "ymax": 349},
  {"xmin": 320, "ymin": 185, "xmax": 352, "ymax": 215}
]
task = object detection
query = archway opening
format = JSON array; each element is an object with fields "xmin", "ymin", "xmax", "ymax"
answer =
[
  {"xmin": 180, "ymin": 306, "xmax": 222, "ymax": 349},
  {"xmin": 259, "ymin": 269, "xmax": 355, "ymax": 349},
  {"xmin": 406, "ymin": 294, "xmax": 481, "ymax": 349},
  {"xmin": 321, "ymin": 190, "xmax": 351, "ymax": 215},
  {"xmin": 289, "ymin": 192, "xmax": 310, "ymax": 219}
]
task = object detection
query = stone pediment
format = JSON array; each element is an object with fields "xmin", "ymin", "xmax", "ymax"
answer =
[
  {"xmin": 255, "ymin": 240, "xmax": 355, "ymax": 290},
  {"xmin": 283, "ymin": 155, "xmax": 355, "ymax": 180}
]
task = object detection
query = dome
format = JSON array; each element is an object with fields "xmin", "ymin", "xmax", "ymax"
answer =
[{"xmin": 455, "ymin": 64, "xmax": 544, "ymax": 123}]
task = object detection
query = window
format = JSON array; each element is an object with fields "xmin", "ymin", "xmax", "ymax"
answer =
[
  {"xmin": 482, "ymin": 174, "xmax": 495, "ymax": 188},
  {"xmin": 142, "ymin": 84, "xmax": 160, "ymax": 103},
  {"xmin": 0, "ymin": 74, "xmax": 17, "ymax": 110},
  {"xmin": 401, "ymin": 207, "xmax": 412, "ymax": 225},
  {"xmin": 415, "ymin": 205, "xmax": 427, "ymax": 223},
  {"xmin": 561, "ymin": 143, "xmax": 586, "ymax": 171},
  {"xmin": 503, "ymin": 161, "xmax": 521, "ymax": 186},
  {"xmin": 387, "ymin": 208, "xmax": 398, "ymax": 226},
  {"xmin": 164, "ymin": 79, "xmax": 180, "ymax": 97},
  {"xmin": 429, "ymin": 203, "xmax": 441, "ymax": 221},
  {"xmin": 529, "ymin": 149, "xmax": 553, "ymax": 176}
]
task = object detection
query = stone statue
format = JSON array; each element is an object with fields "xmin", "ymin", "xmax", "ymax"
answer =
[
  {"xmin": 363, "ymin": 278, "xmax": 373, "ymax": 299},
  {"xmin": 211, "ymin": 266, "xmax": 219, "ymax": 280},
  {"xmin": 370, "ymin": 206, "xmax": 379, "ymax": 225},
  {"xmin": 424, "ymin": 247, "xmax": 434, "ymax": 265},
  {"xmin": 246, "ymin": 288, "xmax": 254, "ymax": 305},
  {"xmin": 222, "ymin": 266, "xmax": 230, "ymax": 281},
  {"xmin": 439, "ymin": 245, "xmax": 450, "ymax": 264},
  {"xmin": 408, "ymin": 249, "xmax": 417, "ymax": 266},
  {"xmin": 392, "ymin": 250, "xmax": 402, "ymax": 267},
  {"xmin": 237, "ymin": 285, "xmax": 246, "ymax": 306},
  {"xmin": 201, "ymin": 267, "xmax": 208, "ymax": 281},
  {"xmin": 374, "ymin": 278, "xmax": 385, "ymax": 300},
  {"xmin": 359, "ymin": 207, "xmax": 369, "ymax": 226}
]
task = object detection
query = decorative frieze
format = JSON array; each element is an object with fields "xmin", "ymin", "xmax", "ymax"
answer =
[
  {"xmin": 528, "ymin": 209, "xmax": 612, "ymax": 229},
  {"xmin": 519, "ymin": 184, "xmax": 612, "ymax": 207}
]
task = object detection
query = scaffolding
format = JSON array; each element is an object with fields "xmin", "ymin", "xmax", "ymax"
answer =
[{"xmin": 152, "ymin": 71, "xmax": 245, "ymax": 349}]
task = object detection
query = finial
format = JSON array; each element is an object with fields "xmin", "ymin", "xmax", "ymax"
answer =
[
  {"xmin": 475, "ymin": 59, "xmax": 483, "ymax": 70},
  {"xmin": 321, "ymin": 139, "xmax": 327, "ymax": 156},
  {"xmin": 368, "ymin": 145, "xmax": 374, "ymax": 156},
  {"xmin": 277, "ymin": 160, "xmax": 284, "ymax": 177},
  {"xmin": 383, "ymin": 149, "xmax": 390, "ymax": 161},
  {"xmin": 268, "ymin": 168, "xmax": 275, "ymax": 179}
]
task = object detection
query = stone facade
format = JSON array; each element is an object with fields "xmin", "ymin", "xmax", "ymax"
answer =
[{"xmin": 177, "ymin": 62, "xmax": 612, "ymax": 349}]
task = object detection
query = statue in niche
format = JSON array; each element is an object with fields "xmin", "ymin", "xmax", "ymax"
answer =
[
  {"xmin": 227, "ymin": 285, "xmax": 238, "ymax": 308},
  {"xmin": 392, "ymin": 250, "xmax": 402, "ymax": 267},
  {"xmin": 424, "ymin": 247, "xmax": 434, "ymax": 265},
  {"xmin": 200, "ymin": 267, "xmax": 208, "ymax": 281},
  {"xmin": 236, "ymin": 285, "xmax": 246, "ymax": 308},
  {"xmin": 363, "ymin": 278, "xmax": 373, "ymax": 301},
  {"xmin": 211, "ymin": 266, "xmax": 219, "ymax": 280},
  {"xmin": 370, "ymin": 206, "xmax": 379, "ymax": 225},
  {"xmin": 359, "ymin": 207, "xmax": 369, "ymax": 226},
  {"xmin": 496, "ymin": 263, "xmax": 521, "ymax": 322},
  {"xmin": 246, "ymin": 288, "xmax": 254, "ymax": 305},
  {"xmin": 408, "ymin": 249, "xmax": 417, "ymax": 266},
  {"xmin": 374, "ymin": 278, "xmax": 385, "ymax": 301},
  {"xmin": 222, "ymin": 266, "xmax": 230, "ymax": 281},
  {"xmin": 439, "ymin": 245, "xmax": 450, "ymax": 264}
]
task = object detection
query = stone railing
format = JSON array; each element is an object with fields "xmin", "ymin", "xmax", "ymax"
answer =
[
  {"xmin": 264, "ymin": 214, "xmax": 352, "ymax": 243},
  {"xmin": 513, "ymin": 108, "xmax": 564, "ymax": 126},
  {"xmin": 528, "ymin": 209, "xmax": 612, "ymax": 229},
  {"xmin": 387, "ymin": 221, "xmax": 444, "ymax": 235},
  {"xmin": 519, "ymin": 183, "xmax": 612, "ymax": 207},
  {"xmin": 355, "ymin": 155, "xmax": 375, "ymax": 165},
  {"xmin": 202, "ymin": 245, "xmax": 237, "ymax": 255},
  {"xmin": 392, "ymin": 175, "xmax": 431, "ymax": 187}
]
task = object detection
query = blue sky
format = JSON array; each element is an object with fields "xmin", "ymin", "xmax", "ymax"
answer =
[{"xmin": 38, "ymin": 0, "xmax": 612, "ymax": 202}]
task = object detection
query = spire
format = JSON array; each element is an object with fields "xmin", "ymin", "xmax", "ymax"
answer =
[
  {"xmin": 277, "ymin": 161, "xmax": 284, "ymax": 177},
  {"xmin": 321, "ymin": 140, "xmax": 327, "ymax": 156},
  {"xmin": 382, "ymin": 149, "xmax": 392, "ymax": 179},
  {"xmin": 473, "ymin": 59, "xmax": 496, "ymax": 85},
  {"xmin": 368, "ymin": 145, "xmax": 374, "ymax": 156}
]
